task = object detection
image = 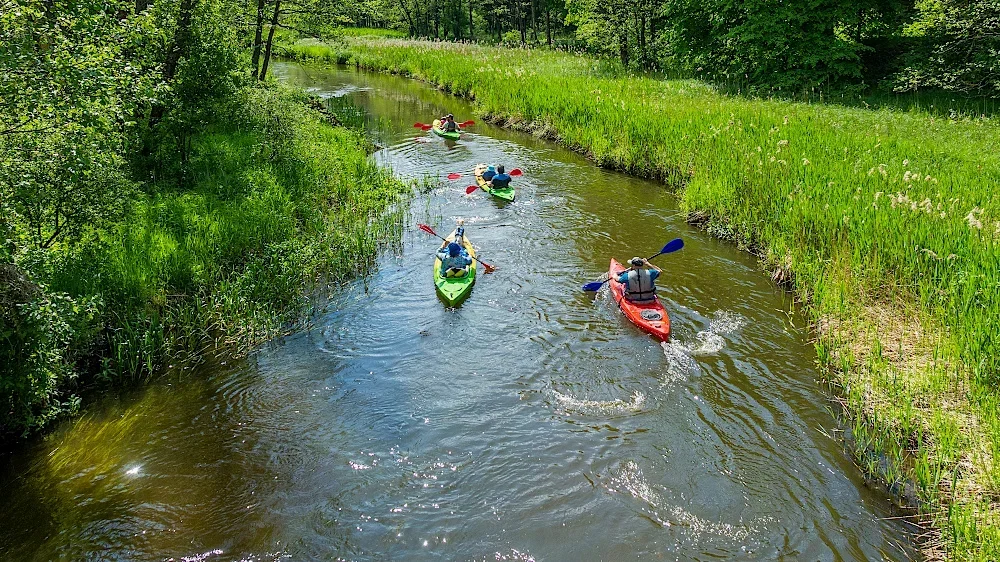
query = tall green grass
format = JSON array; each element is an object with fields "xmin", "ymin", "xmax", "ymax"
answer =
[{"xmin": 285, "ymin": 38, "xmax": 1000, "ymax": 559}]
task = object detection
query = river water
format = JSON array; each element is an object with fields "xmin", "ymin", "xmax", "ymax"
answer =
[{"xmin": 0, "ymin": 62, "xmax": 918, "ymax": 561}]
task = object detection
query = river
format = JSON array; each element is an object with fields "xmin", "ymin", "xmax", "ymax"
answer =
[{"xmin": 0, "ymin": 61, "xmax": 918, "ymax": 561}]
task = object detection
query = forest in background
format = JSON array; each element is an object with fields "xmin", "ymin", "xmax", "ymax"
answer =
[{"xmin": 310, "ymin": 0, "xmax": 999, "ymax": 96}]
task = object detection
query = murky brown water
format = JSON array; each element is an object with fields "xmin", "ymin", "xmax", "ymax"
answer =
[{"xmin": 0, "ymin": 62, "xmax": 918, "ymax": 561}]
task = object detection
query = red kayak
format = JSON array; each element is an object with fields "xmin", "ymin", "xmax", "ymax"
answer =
[{"xmin": 608, "ymin": 258, "xmax": 671, "ymax": 341}]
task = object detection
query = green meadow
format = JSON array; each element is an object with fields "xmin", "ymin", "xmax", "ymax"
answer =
[{"xmin": 283, "ymin": 37, "xmax": 1000, "ymax": 559}]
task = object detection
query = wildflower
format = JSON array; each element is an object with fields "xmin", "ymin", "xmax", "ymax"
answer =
[
  {"xmin": 778, "ymin": 139, "xmax": 789, "ymax": 147},
  {"xmin": 802, "ymin": 158, "xmax": 810, "ymax": 166},
  {"xmin": 965, "ymin": 207, "xmax": 983, "ymax": 230},
  {"xmin": 903, "ymin": 159, "xmax": 910, "ymax": 166},
  {"xmin": 903, "ymin": 171, "xmax": 913, "ymax": 183},
  {"xmin": 843, "ymin": 215, "xmax": 850, "ymax": 225},
  {"xmin": 920, "ymin": 198, "xmax": 932, "ymax": 213},
  {"xmin": 783, "ymin": 116, "xmax": 789, "ymax": 125},
  {"xmin": 878, "ymin": 164, "xmax": 888, "ymax": 177}
]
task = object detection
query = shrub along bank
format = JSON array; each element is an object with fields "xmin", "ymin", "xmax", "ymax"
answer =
[{"xmin": 283, "ymin": 38, "xmax": 1000, "ymax": 559}]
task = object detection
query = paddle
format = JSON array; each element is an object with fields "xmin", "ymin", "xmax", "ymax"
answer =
[
  {"xmin": 581, "ymin": 238, "xmax": 684, "ymax": 291},
  {"xmin": 413, "ymin": 122, "xmax": 433, "ymax": 131},
  {"xmin": 449, "ymin": 167, "xmax": 522, "ymax": 181},
  {"xmin": 458, "ymin": 120, "xmax": 475, "ymax": 127},
  {"xmin": 465, "ymin": 185, "xmax": 478, "ymax": 194},
  {"xmin": 418, "ymin": 224, "xmax": 496, "ymax": 273}
]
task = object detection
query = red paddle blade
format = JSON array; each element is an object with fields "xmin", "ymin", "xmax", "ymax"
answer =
[
  {"xmin": 447, "ymin": 173, "xmax": 462, "ymax": 180},
  {"xmin": 482, "ymin": 262, "xmax": 496, "ymax": 273},
  {"xmin": 465, "ymin": 185, "xmax": 478, "ymax": 194},
  {"xmin": 417, "ymin": 223, "xmax": 437, "ymax": 236},
  {"xmin": 413, "ymin": 122, "xmax": 427, "ymax": 128},
  {"xmin": 509, "ymin": 168, "xmax": 523, "ymax": 176},
  {"xmin": 459, "ymin": 120, "xmax": 475, "ymax": 126}
]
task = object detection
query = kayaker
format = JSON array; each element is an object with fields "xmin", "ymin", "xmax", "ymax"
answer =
[
  {"xmin": 437, "ymin": 241, "xmax": 472, "ymax": 277},
  {"xmin": 489, "ymin": 165, "xmax": 512, "ymax": 189},
  {"xmin": 482, "ymin": 165, "xmax": 497, "ymax": 181},
  {"xmin": 443, "ymin": 114, "xmax": 460, "ymax": 133},
  {"xmin": 618, "ymin": 257, "xmax": 661, "ymax": 303}
]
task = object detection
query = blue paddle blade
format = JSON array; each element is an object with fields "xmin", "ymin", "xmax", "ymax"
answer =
[
  {"xmin": 582, "ymin": 281, "xmax": 606, "ymax": 292},
  {"xmin": 657, "ymin": 238, "xmax": 684, "ymax": 255}
]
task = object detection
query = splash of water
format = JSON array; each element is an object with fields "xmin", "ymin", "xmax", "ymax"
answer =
[{"xmin": 551, "ymin": 389, "xmax": 646, "ymax": 416}]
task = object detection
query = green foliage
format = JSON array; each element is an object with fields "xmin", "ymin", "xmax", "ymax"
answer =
[
  {"xmin": 894, "ymin": 0, "xmax": 1000, "ymax": 95},
  {"xmin": 0, "ymin": 264, "xmax": 97, "ymax": 437},
  {"xmin": 0, "ymin": 0, "xmax": 150, "ymax": 248},
  {"xmin": 660, "ymin": 0, "xmax": 866, "ymax": 92}
]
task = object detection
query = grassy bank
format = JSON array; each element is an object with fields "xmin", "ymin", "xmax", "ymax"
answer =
[
  {"xmin": 1, "ymin": 84, "xmax": 406, "ymax": 441},
  {"xmin": 285, "ymin": 38, "xmax": 1000, "ymax": 558}
]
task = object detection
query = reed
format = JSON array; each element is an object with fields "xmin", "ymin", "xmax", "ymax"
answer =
[{"xmin": 284, "ymin": 37, "xmax": 1000, "ymax": 560}]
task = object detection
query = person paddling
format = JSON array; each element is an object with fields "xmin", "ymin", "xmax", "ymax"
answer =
[
  {"xmin": 443, "ymin": 114, "xmax": 460, "ymax": 133},
  {"xmin": 481, "ymin": 164, "xmax": 497, "ymax": 182},
  {"xmin": 617, "ymin": 257, "xmax": 661, "ymax": 303},
  {"xmin": 488, "ymin": 165, "xmax": 512, "ymax": 189},
  {"xmin": 437, "ymin": 241, "xmax": 472, "ymax": 277}
]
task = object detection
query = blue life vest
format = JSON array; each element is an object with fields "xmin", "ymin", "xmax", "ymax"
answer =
[{"xmin": 491, "ymin": 173, "xmax": 512, "ymax": 189}]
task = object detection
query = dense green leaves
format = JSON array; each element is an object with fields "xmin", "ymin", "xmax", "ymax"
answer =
[{"xmin": 895, "ymin": 0, "xmax": 1000, "ymax": 94}]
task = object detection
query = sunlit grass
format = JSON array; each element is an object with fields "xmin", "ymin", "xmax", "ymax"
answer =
[{"xmin": 284, "ymin": 38, "xmax": 1000, "ymax": 559}]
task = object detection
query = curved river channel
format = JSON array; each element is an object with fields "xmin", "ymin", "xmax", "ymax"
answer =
[{"xmin": 0, "ymin": 62, "xmax": 919, "ymax": 561}]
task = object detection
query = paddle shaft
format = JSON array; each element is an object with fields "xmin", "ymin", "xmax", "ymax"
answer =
[{"xmin": 420, "ymin": 225, "xmax": 495, "ymax": 272}]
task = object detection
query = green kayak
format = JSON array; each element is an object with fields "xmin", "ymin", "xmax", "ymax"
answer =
[
  {"xmin": 474, "ymin": 164, "xmax": 515, "ymax": 202},
  {"xmin": 432, "ymin": 119, "xmax": 461, "ymax": 141},
  {"xmin": 434, "ymin": 227, "xmax": 477, "ymax": 306}
]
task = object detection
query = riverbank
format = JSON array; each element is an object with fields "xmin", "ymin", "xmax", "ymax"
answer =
[
  {"xmin": 2, "ymin": 84, "xmax": 406, "ymax": 442},
  {"xmin": 281, "ymin": 38, "xmax": 999, "ymax": 559}
]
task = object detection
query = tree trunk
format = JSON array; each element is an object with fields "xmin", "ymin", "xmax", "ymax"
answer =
[
  {"xmin": 518, "ymin": 0, "xmax": 525, "ymax": 43},
  {"xmin": 150, "ymin": 0, "xmax": 193, "ymax": 125},
  {"xmin": 399, "ymin": 0, "xmax": 415, "ymax": 35},
  {"xmin": 618, "ymin": 30, "xmax": 628, "ymax": 67},
  {"xmin": 258, "ymin": 0, "xmax": 280, "ymax": 81},
  {"xmin": 546, "ymin": 4, "xmax": 551, "ymax": 46},
  {"xmin": 251, "ymin": 0, "xmax": 266, "ymax": 76},
  {"xmin": 530, "ymin": 0, "xmax": 537, "ymax": 42},
  {"xmin": 469, "ymin": 0, "xmax": 473, "ymax": 40},
  {"xmin": 433, "ymin": 0, "xmax": 439, "ymax": 38}
]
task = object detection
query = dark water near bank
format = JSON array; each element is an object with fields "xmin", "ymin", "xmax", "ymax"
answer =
[{"xmin": 0, "ymin": 62, "xmax": 918, "ymax": 561}]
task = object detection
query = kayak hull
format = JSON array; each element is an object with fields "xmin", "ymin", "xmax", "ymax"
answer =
[
  {"xmin": 434, "ymin": 229, "xmax": 477, "ymax": 306},
  {"xmin": 608, "ymin": 258, "xmax": 671, "ymax": 341},
  {"xmin": 432, "ymin": 119, "xmax": 461, "ymax": 141},
  {"xmin": 474, "ymin": 163, "xmax": 516, "ymax": 202}
]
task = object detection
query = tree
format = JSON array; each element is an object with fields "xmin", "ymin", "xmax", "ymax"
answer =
[{"xmin": 894, "ymin": 0, "xmax": 1000, "ymax": 95}]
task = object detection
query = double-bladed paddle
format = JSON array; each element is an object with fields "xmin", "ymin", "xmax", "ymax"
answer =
[
  {"xmin": 581, "ymin": 238, "xmax": 684, "ymax": 291},
  {"xmin": 418, "ymin": 223, "xmax": 496, "ymax": 273},
  {"xmin": 451, "ymin": 168, "xmax": 522, "ymax": 181},
  {"xmin": 414, "ymin": 120, "xmax": 476, "ymax": 132}
]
